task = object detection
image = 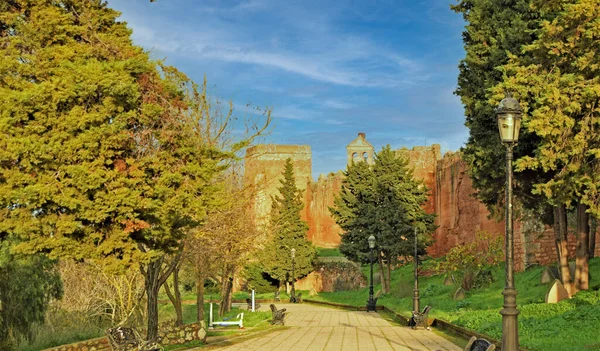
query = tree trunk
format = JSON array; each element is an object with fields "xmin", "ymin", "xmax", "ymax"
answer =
[
  {"xmin": 196, "ymin": 272, "xmax": 206, "ymax": 323},
  {"xmin": 219, "ymin": 265, "xmax": 234, "ymax": 317},
  {"xmin": 575, "ymin": 203, "xmax": 589, "ymax": 290},
  {"xmin": 377, "ymin": 254, "xmax": 389, "ymax": 294},
  {"xmin": 554, "ymin": 205, "xmax": 575, "ymax": 296},
  {"xmin": 386, "ymin": 260, "xmax": 392, "ymax": 294},
  {"xmin": 144, "ymin": 257, "xmax": 163, "ymax": 341},
  {"xmin": 589, "ymin": 216, "xmax": 597, "ymax": 259},
  {"xmin": 163, "ymin": 280, "xmax": 183, "ymax": 326}
]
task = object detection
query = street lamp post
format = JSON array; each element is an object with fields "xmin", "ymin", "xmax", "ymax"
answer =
[
  {"xmin": 290, "ymin": 248, "xmax": 297, "ymax": 303},
  {"xmin": 413, "ymin": 227, "xmax": 420, "ymax": 314},
  {"xmin": 366, "ymin": 235, "xmax": 377, "ymax": 312},
  {"xmin": 496, "ymin": 92, "xmax": 522, "ymax": 351}
]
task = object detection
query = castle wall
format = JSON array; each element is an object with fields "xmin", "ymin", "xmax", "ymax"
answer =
[
  {"xmin": 305, "ymin": 173, "xmax": 344, "ymax": 248},
  {"xmin": 244, "ymin": 145, "xmax": 312, "ymax": 226},
  {"xmin": 244, "ymin": 140, "xmax": 600, "ymax": 272},
  {"xmin": 396, "ymin": 145, "xmax": 441, "ymax": 215},
  {"xmin": 431, "ymin": 152, "xmax": 525, "ymax": 270}
]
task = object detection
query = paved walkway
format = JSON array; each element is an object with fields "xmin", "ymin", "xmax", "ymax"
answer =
[{"xmin": 209, "ymin": 303, "xmax": 462, "ymax": 351}]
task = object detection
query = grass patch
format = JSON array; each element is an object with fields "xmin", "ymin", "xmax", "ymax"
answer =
[
  {"xmin": 316, "ymin": 247, "xmax": 343, "ymax": 257},
  {"xmin": 308, "ymin": 257, "xmax": 600, "ymax": 351}
]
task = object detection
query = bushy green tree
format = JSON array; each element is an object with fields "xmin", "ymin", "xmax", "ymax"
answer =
[
  {"xmin": 495, "ymin": 0, "xmax": 600, "ymax": 292},
  {"xmin": 331, "ymin": 146, "xmax": 436, "ymax": 293},
  {"xmin": 452, "ymin": 0, "xmax": 547, "ymax": 217},
  {"xmin": 262, "ymin": 158, "xmax": 316, "ymax": 285},
  {"xmin": 0, "ymin": 0, "xmax": 270, "ymax": 339}
]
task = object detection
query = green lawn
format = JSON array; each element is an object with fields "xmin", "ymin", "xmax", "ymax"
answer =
[{"xmin": 306, "ymin": 257, "xmax": 600, "ymax": 351}]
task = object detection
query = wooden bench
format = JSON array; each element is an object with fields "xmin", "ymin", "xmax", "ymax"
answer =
[
  {"xmin": 409, "ymin": 305, "xmax": 432, "ymax": 330},
  {"xmin": 105, "ymin": 326, "xmax": 163, "ymax": 351},
  {"xmin": 246, "ymin": 297, "xmax": 261, "ymax": 311},
  {"xmin": 464, "ymin": 336, "xmax": 496, "ymax": 351},
  {"xmin": 270, "ymin": 304, "xmax": 287, "ymax": 325},
  {"xmin": 290, "ymin": 292, "xmax": 302, "ymax": 303},
  {"xmin": 274, "ymin": 291, "xmax": 281, "ymax": 302},
  {"xmin": 208, "ymin": 303, "xmax": 244, "ymax": 329}
]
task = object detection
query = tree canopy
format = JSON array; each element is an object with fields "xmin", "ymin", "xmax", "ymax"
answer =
[{"xmin": 0, "ymin": 0, "xmax": 270, "ymax": 339}]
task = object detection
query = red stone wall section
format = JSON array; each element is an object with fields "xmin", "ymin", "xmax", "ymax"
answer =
[
  {"xmin": 396, "ymin": 144, "xmax": 441, "ymax": 215},
  {"xmin": 525, "ymin": 227, "xmax": 600, "ymax": 267},
  {"xmin": 431, "ymin": 152, "xmax": 508, "ymax": 260},
  {"xmin": 244, "ymin": 145, "xmax": 312, "ymax": 226},
  {"xmin": 305, "ymin": 172, "xmax": 344, "ymax": 247}
]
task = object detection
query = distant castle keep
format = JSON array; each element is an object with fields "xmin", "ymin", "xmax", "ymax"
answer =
[{"xmin": 244, "ymin": 133, "xmax": 600, "ymax": 271}]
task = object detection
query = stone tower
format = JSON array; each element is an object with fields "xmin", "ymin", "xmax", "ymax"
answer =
[
  {"xmin": 346, "ymin": 132, "xmax": 374, "ymax": 167},
  {"xmin": 243, "ymin": 144, "xmax": 312, "ymax": 227}
]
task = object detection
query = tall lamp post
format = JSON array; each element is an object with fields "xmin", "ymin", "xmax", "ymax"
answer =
[
  {"xmin": 496, "ymin": 92, "xmax": 522, "ymax": 351},
  {"xmin": 413, "ymin": 227, "xmax": 420, "ymax": 314},
  {"xmin": 366, "ymin": 235, "xmax": 377, "ymax": 312},
  {"xmin": 290, "ymin": 248, "xmax": 297, "ymax": 303}
]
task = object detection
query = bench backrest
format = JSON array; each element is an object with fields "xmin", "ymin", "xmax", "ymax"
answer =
[
  {"xmin": 270, "ymin": 304, "xmax": 277, "ymax": 312},
  {"xmin": 464, "ymin": 337, "xmax": 495, "ymax": 351},
  {"xmin": 106, "ymin": 327, "xmax": 141, "ymax": 347},
  {"xmin": 422, "ymin": 305, "xmax": 431, "ymax": 314}
]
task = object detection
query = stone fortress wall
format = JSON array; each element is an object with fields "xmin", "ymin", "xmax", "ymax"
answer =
[{"xmin": 244, "ymin": 133, "xmax": 600, "ymax": 270}]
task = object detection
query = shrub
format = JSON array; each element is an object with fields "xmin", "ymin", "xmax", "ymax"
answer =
[{"xmin": 432, "ymin": 231, "xmax": 503, "ymax": 291}]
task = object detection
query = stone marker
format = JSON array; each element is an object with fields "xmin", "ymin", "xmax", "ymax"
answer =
[
  {"xmin": 541, "ymin": 266, "xmax": 560, "ymax": 284},
  {"xmin": 453, "ymin": 287, "xmax": 466, "ymax": 300},
  {"xmin": 545, "ymin": 279, "xmax": 570, "ymax": 303},
  {"xmin": 443, "ymin": 275, "xmax": 454, "ymax": 286},
  {"xmin": 309, "ymin": 288, "xmax": 318, "ymax": 296}
]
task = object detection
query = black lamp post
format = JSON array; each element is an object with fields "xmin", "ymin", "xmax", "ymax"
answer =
[
  {"xmin": 413, "ymin": 227, "xmax": 420, "ymax": 314},
  {"xmin": 496, "ymin": 92, "xmax": 522, "ymax": 351},
  {"xmin": 290, "ymin": 248, "xmax": 297, "ymax": 303},
  {"xmin": 366, "ymin": 235, "xmax": 377, "ymax": 312}
]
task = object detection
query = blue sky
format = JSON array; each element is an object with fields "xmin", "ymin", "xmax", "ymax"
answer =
[{"xmin": 106, "ymin": 0, "xmax": 468, "ymax": 179}]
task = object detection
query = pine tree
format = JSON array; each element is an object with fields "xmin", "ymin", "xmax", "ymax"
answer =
[
  {"xmin": 331, "ymin": 146, "xmax": 435, "ymax": 293},
  {"xmin": 262, "ymin": 159, "xmax": 316, "ymax": 285}
]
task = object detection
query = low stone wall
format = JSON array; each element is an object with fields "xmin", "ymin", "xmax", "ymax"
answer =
[
  {"xmin": 295, "ymin": 261, "xmax": 367, "ymax": 292},
  {"xmin": 42, "ymin": 322, "xmax": 207, "ymax": 351},
  {"xmin": 43, "ymin": 336, "xmax": 110, "ymax": 351},
  {"xmin": 159, "ymin": 321, "xmax": 207, "ymax": 346}
]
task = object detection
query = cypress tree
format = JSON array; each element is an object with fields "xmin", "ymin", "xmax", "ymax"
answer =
[{"xmin": 262, "ymin": 158, "xmax": 316, "ymax": 285}]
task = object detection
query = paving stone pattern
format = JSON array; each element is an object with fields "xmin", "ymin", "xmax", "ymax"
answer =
[{"xmin": 210, "ymin": 304, "xmax": 462, "ymax": 351}]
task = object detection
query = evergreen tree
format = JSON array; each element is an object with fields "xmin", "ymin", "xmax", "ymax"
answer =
[
  {"xmin": 452, "ymin": 0, "xmax": 547, "ymax": 218},
  {"xmin": 0, "ymin": 1, "xmax": 270, "ymax": 339},
  {"xmin": 262, "ymin": 158, "xmax": 316, "ymax": 285},
  {"xmin": 331, "ymin": 146, "xmax": 435, "ymax": 293},
  {"xmin": 495, "ymin": 0, "xmax": 600, "ymax": 292}
]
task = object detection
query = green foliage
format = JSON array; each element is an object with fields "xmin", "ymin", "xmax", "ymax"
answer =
[
  {"xmin": 315, "ymin": 247, "xmax": 343, "ymax": 257},
  {"xmin": 494, "ymin": 0, "xmax": 600, "ymax": 217},
  {"xmin": 331, "ymin": 146, "xmax": 436, "ymax": 264},
  {"xmin": 0, "ymin": 238, "xmax": 63, "ymax": 350},
  {"xmin": 451, "ymin": 0, "xmax": 551, "ymax": 219},
  {"xmin": 241, "ymin": 262, "xmax": 278, "ymax": 294},
  {"xmin": 262, "ymin": 159, "xmax": 316, "ymax": 283},
  {"xmin": 431, "ymin": 231, "xmax": 503, "ymax": 290}
]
